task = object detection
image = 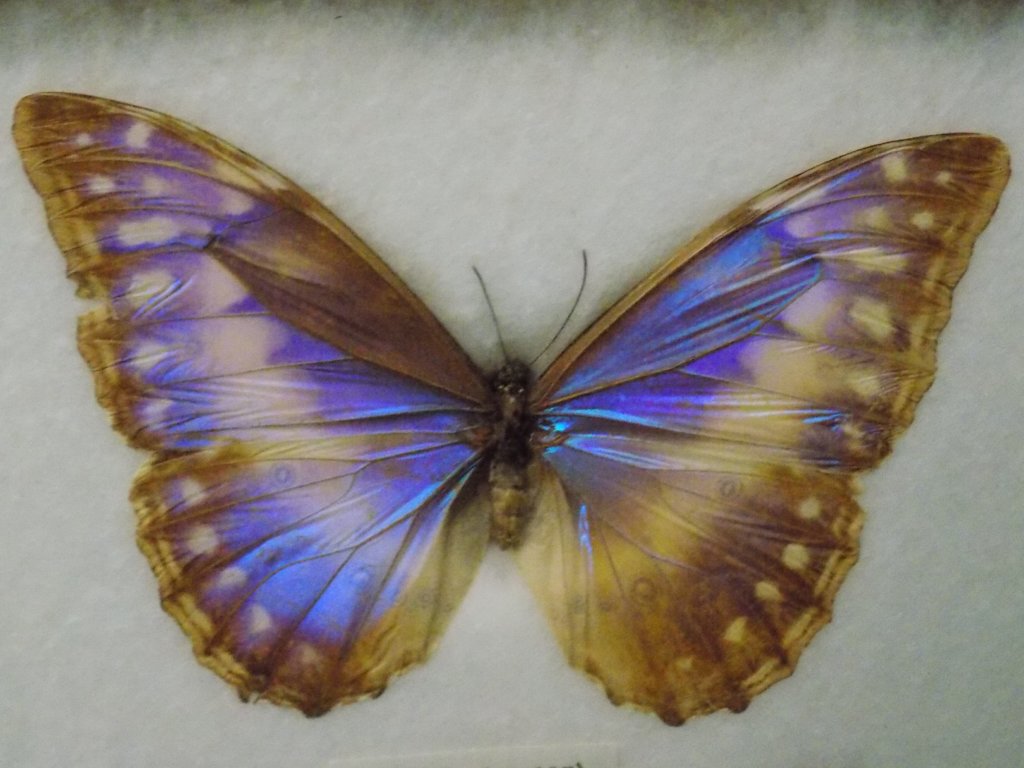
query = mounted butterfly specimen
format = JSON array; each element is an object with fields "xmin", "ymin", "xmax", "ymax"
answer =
[{"xmin": 13, "ymin": 93, "xmax": 1008, "ymax": 725}]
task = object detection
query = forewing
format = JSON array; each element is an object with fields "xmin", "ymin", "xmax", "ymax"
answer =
[
  {"xmin": 523, "ymin": 135, "xmax": 1008, "ymax": 723},
  {"xmin": 14, "ymin": 92, "xmax": 487, "ymax": 403},
  {"xmin": 14, "ymin": 92, "xmax": 493, "ymax": 714},
  {"xmin": 536, "ymin": 134, "xmax": 1007, "ymax": 407}
]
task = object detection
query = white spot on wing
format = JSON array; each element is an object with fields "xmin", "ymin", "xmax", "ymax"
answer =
[
  {"xmin": 125, "ymin": 120, "xmax": 154, "ymax": 149},
  {"xmin": 118, "ymin": 216, "xmax": 181, "ymax": 247},
  {"xmin": 186, "ymin": 524, "xmax": 219, "ymax": 555},
  {"xmin": 129, "ymin": 340, "xmax": 168, "ymax": 377},
  {"xmin": 215, "ymin": 567, "xmax": 248, "ymax": 589},
  {"xmin": 220, "ymin": 187, "xmax": 254, "ymax": 215},
  {"xmin": 178, "ymin": 477, "xmax": 207, "ymax": 503},
  {"xmin": 781, "ymin": 282, "xmax": 842, "ymax": 337},
  {"xmin": 782, "ymin": 543, "xmax": 810, "ymax": 571},
  {"xmin": 784, "ymin": 211, "xmax": 820, "ymax": 238},
  {"xmin": 142, "ymin": 174, "xmax": 170, "ymax": 197},
  {"xmin": 850, "ymin": 296, "xmax": 894, "ymax": 341},
  {"xmin": 124, "ymin": 268, "xmax": 175, "ymax": 312},
  {"xmin": 755, "ymin": 581, "xmax": 782, "ymax": 601},
  {"xmin": 849, "ymin": 368, "xmax": 883, "ymax": 398},
  {"xmin": 911, "ymin": 210, "xmax": 935, "ymax": 230},
  {"xmin": 881, "ymin": 154, "xmax": 908, "ymax": 182},
  {"xmin": 193, "ymin": 258, "xmax": 250, "ymax": 312},
  {"xmin": 248, "ymin": 604, "xmax": 274, "ymax": 635},
  {"xmin": 797, "ymin": 497, "xmax": 822, "ymax": 520},
  {"xmin": 297, "ymin": 643, "xmax": 322, "ymax": 666},
  {"xmin": 723, "ymin": 617, "xmax": 747, "ymax": 643},
  {"xmin": 935, "ymin": 170, "xmax": 953, "ymax": 185},
  {"xmin": 862, "ymin": 206, "xmax": 890, "ymax": 229},
  {"xmin": 86, "ymin": 175, "xmax": 115, "ymax": 195},
  {"xmin": 73, "ymin": 132, "xmax": 93, "ymax": 147}
]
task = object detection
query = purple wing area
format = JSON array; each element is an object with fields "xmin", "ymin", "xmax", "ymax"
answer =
[
  {"xmin": 134, "ymin": 435, "xmax": 489, "ymax": 716},
  {"xmin": 91, "ymin": 246, "xmax": 482, "ymax": 451},
  {"xmin": 14, "ymin": 92, "xmax": 494, "ymax": 716},
  {"xmin": 541, "ymin": 233, "xmax": 822, "ymax": 403}
]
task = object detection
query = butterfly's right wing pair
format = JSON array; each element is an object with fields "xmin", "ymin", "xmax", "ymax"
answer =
[{"xmin": 517, "ymin": 135, "xmax": 1009, "ymax": 724}]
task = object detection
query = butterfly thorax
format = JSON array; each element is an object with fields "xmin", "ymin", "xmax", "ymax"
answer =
[{"xmin": 487, "ymin": 361, "xmax": 536, "ymax": 549}]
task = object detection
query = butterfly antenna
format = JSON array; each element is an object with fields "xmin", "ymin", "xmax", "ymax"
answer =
[
  {"xmin": 472, "ymin": 265, "xmax": 511, "ymax": 363},
  {"xmin": 528, "ymin": 250, "xmax": 588, "ymax": 367}
]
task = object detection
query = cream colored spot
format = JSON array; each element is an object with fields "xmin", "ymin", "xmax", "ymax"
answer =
[
  {"xmin": 784, "ymin": 212, "xmax": 821, "ymax": 238},
  {"xmin": 850, "ymin": 296, "xmax": 894, "ymax": 341},
  {"xmin": 782, "ymin": 543, "xmax": 810, "ymax": 571},
  {"xmin": 142, "ymin": 174, "xmax": 170, "ymax": 197},
  {"xmin": 739, "ymin": 337, "xmax": 844, "ymax": 406},
  {"xmin": 178, "ymin": 477, "xmax": 207, "ymax": 503},
  {"xmin": 911, "ymin": 210, "xmax": 935, "ymax": 230},
  {"xmin": 797, "ymin": 497, "xmax": 822, "ymax": 520},
  {"xmin": 186, "ymin": 524, "xmax": 219, "ymax": 556},
  {"xmin": 755, "ymin": 581, "xmax": 783, "ymax": 602},
  {"xmin": 73, "ymin": 132, "xmax": 93, "ymax": 147},
  {"xmin": 863, "ymin": 206, "xmax": 890, "ymax": 229},
  {"xmin": 215, "ymin": 566, "xmax": 247, "ymax": 589},
  {"xmin": 881, "ymin": 154, "xmax": 908, "ymax": 182},
  {"xmin": 118, "ymin": 216, "xmax": 181, "ymax": 247},
  {"xmin": 142, "ymin": 398, "xmax": 172, "ymax": 427},
  {"xmin": 845, "ymin": 246, "xmax": 909, "ymax": 274},
  {"xmin": 125, "ymin": 268, "xmax": 174, "ymax": 311},
  {"xmin": 130, "ymin": 341, "xmax": 167, "ymax": 376},
  {"xmin": 198, "ymin": 315, "xmax": 288, "ymax": 378},
  {"xmin": 297, "ymin": 643, "xmax": 322, "ymax": 666},
  {"xmin": 935, "ymin": 170, "xmax": 953, "ymax": 185},
  {"xmin": 192, "ymin": 258, "xmax": 250, "ymax": 313},
  {"xmin": 723, "ymin": 616, "xmax": 748, "ymax": 644},
  {"xmin": 86, "ymin": 175, "xmax": 115, "ymax": 195},
  {"xmin": 782, "ymin": 282, "xmax": 842, "ymax": 337},
  {"xmin": 220, "ymin": 187, "xmax": 254, "ymax": 215},
  {"xmin": 248, "ymin": 604, "xmax": 274, "ymax": 635},
  {"xmin": 849, "ymin": 369, "xmax": 883, "ymax": 399},
  {"xmin": 125, "ymin": 120, "xmax": 154, "ymax": 149}
]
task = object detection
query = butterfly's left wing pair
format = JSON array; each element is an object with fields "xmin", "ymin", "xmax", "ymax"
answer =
[{"xmin": 14, "ymin": 93, "xmax": 495, "ymax": 715}]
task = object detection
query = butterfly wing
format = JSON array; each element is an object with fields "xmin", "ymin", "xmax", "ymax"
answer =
[
  {"xmin": 14, "ymin": 93, "xmax": 493, "ymax": 715},
  {"xmin": 519, "ymin": 135, "xmax": 1009, "ymax": 724}
]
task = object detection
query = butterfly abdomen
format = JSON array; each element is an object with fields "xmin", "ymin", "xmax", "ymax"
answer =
[{"xmin": 487, "ymin": 361, "xmax": 537, "ymax": 549}]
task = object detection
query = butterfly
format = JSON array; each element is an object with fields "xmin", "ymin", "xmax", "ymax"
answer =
[{"xmin": 13, "ymin": 92, "xmax": 1008, "ymax": 725}]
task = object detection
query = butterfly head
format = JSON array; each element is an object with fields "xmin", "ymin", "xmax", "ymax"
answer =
[{"xmin": 490, "ymin": 361, "xmax": 532, "ymax": 426}]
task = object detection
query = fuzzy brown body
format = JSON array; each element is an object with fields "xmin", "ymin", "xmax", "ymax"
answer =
[{"xmin": 486, "ymin": 361, "xmax": 536, "ymax": 548}]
